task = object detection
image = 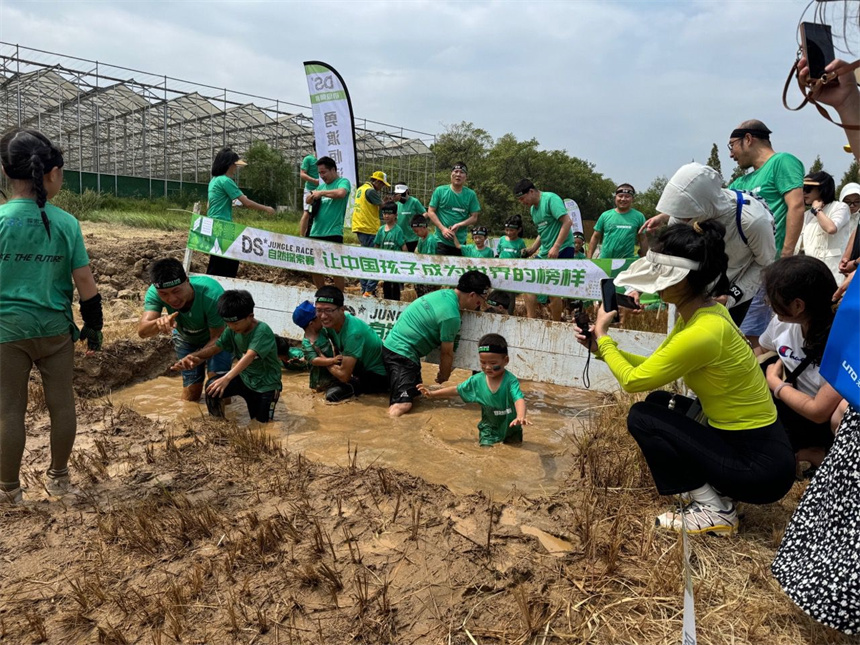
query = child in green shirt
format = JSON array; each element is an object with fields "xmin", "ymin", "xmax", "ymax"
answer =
[
  {"xmin": 455, "ymin": 226, "xmax": 495, "ymax": 258},
  {"xmin": 292, "ymin": 299, "xmax": 337, "ymax": 392},
  {"xmin": 375, "ymin": 201, "xmax": 407, "ymax": 300},
  {"xmin": 496, "ymin": 216, "xmax": 527, "ymax": 259},
  {"xmin": 418, "ymin": 334, "xmax": 529, "ymax": 446},
  {"xmin": 411, "ymin": 214, "xmax": 435, "ymax": 298},
  {"xmin": 178, "ymin": 289, "xmax": 283, "ymax": 423}
]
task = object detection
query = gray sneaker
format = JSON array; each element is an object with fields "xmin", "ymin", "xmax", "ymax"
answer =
[
  {"xmin": 45, "ymin": 474, "xmax": 77, "ymax": 497},
  {"xmin": 1, "ymin": 487, "xmax": 23, "ymax": 505}
]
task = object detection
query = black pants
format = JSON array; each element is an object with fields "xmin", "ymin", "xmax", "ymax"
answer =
[
  {"xmin": 435, "ymin": 242, "xmax": 462, "ymax": 256},
  {"xmin": 382, "ymin": 281, "xmax": 401, "ymax": 301},
  {"xmin": 325, "ymin": 369, "xmax": 389, "ymax": 403},
  {"xmin": 382, "ymin": 346, "xmax": 422, "ymax": 404},
  {"xmin": 205, "ymin": 374, "xmax": 280, "ymax": 423},
  {"xmin": 627, "ymin": 391, "xmax": 795, "ymax": 504},
  {"xmin": 206, "ymin": 255, "xmax": 239, "ymax": 278},
  {"xmin": 774, "ymin": 398, "xmax": 835, "ymax": 453}
]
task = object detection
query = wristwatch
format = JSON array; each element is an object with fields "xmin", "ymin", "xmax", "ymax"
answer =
[{"xmin": 811, "ymin": 207, "xmax": 821, "ymax": 215}]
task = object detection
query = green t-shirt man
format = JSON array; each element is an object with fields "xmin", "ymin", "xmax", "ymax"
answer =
[
  {"xmin": 729, "ymin": 152, "xmax": 804, "ymax": 257},
  {"xmin": 457, "ymin": 370, "xmax": 525, "ymax": 446},
  {"xmin": 531, "ymin": 191, "xmax": 574, "ymax": 258},
  {"xmin": 396, "ymin": 196, "xmax": 426, "ymax": 244},
  {"xmin": 322, "ymin": 314, "xmax": 386, "ymax": 376},
  {"xmin": 429, "ymin": 185, "xmax": 481, "ymax": 249},
  {"xmin": 0, "ymin": 199, "xmax": 90, "ymax": 343},
  {"xmin": 383, "ymin": 289, "xmax": 461, "ymax": 364},
  {"xmin": 310, "ymin": 176, "xmax": 352, "ymax": 238},
  {"xmin": 144, "ymin": 276, "xmax": 225, "ymax": 346},
  {"xmin": 301, "ymin": 155, "xmax": 319, "ymax": 192},
  {"xmin": 207, "ymin": 175, "xmax": 243, "ymax": 221},
  {"xmin": 497, "ymin": 237, "xmax": 526, "ymax": 259},
  {"xmin": 374, "ymin": 225, "xmax": 406, "ymax": 251},
  {"xmin": 216, "ymin": 321, "xmax": 283, "ymax": 393},
  {"xmin": 461, "ymin": 245, "xmax": 494, "ymax": 258},
  {"xmin": 594, "ymin": 208, "xmax": 646, "ymax": 258}
]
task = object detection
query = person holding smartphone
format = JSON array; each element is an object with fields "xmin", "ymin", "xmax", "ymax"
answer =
[{"xmin": 575, "ymin": 221, "xmax": 795, "ymax": 536}]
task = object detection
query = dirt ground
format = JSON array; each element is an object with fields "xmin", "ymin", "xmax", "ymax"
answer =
[{"xmin": 0, "ymin": 223, "xmax": 853, "ymax": 644}]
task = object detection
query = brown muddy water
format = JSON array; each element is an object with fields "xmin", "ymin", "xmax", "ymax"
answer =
[{"xmin": 107, "ymin": 364, "xmax": 602, "ymax": 499}]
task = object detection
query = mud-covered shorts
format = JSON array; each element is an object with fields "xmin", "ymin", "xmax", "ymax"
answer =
[{"xmin": 381, "ymin": 346, "xmax": 422, "ymax": 405}]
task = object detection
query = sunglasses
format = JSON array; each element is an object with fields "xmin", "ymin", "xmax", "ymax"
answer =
[
  {"xmin": 844, "ymin": 199, "xmax": 860, "ymax": 207},
  {"xmin": 802, "ymin": 185, "xmax": 819, "ymax": 193}
]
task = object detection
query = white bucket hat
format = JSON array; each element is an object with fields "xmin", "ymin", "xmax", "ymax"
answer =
[{"xmin": 614, "ymin": 251, "xmax": 701, "ymax": 294}]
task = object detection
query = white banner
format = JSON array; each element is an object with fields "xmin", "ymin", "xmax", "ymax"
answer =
[
  {"xmin": 304, "ymin": 61, "xmax": 357, "ymax": 227},
  {"xmin": 187, "ymin": 215, "xmax": 633, "ymax": 299},
  {"xmin": 564, "ymin": 198, "xmax": 584, "ymax": 234}
]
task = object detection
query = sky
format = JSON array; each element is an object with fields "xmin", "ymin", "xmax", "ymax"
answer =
[{"xmin": 1, "ymin": 0, "xmax": 858, "ymax": 190}]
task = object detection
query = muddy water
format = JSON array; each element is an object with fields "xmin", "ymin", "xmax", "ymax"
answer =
[{"xmin": 108, "ymin": 364, "xmax": 601, "ymax": 498}]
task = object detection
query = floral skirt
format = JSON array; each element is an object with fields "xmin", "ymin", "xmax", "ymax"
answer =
[{"xmin": 772, "ymin": 406, "xmax": 860, "ymax": 634}]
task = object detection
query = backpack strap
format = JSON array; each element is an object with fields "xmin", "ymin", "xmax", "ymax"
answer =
[
  {"xmin": 785, "ymin": 355, "xmax": 814, "ymax": 385},
  {"xmin": 732, "ymin": 190, "xmax": 749, "ymax": 246}
]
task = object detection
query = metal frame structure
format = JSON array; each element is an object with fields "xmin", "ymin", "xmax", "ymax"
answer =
[{"xmin": 0, "ymin": 43, "xmax": 436, "ymax": 207}]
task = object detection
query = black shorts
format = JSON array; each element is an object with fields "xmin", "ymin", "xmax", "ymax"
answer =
[
  {"xmin": 310, "ymin": 235, "xmax": 344, "ymax": 244},
  {"xmin": 435, "ymin": 242, "xmax": 462, "ymax": 256},
  {"xmin": 382, "ymin": 346, "xmax": 422, "ymax": 405},
  {"xmin": 405, "ymin": 240, "xmax": 418, "ymax": 252},
  {"xmin": 205, "ymin": 373, "xmax": 280, "ymax": 423}
]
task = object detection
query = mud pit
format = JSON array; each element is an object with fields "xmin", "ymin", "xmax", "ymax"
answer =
[{"xmin": 0, "ymin": 222, "xmax": 852, "ymax": 644}]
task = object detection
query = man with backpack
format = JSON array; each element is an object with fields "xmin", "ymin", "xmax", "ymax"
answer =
[{"xmin": 640, "ymin": 162, "xmax": 776, "ymax": 326}]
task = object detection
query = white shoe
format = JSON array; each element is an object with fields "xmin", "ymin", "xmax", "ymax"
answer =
[{"xmin": 656, "ymin": 501, "xmax": 739, "ymax": 536}]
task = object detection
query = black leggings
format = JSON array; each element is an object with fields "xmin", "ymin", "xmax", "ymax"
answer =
[
  {"xmin": 205, "ymin": 374, "xmax": 280, "ymax": 423},
  {"xmin": 627, "ymin": 391, "xmax": 795, "ymax": 504},
  {"xmin": 325, "ymin": 370, "xmax": 389, "ymax": 403},
  {"xmin": 382, "ymin": 281, "xmax": 401, "ymax": 301}
]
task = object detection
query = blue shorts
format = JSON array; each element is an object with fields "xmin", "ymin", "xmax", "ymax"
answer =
[
  {"xmin": 172, "ymin": 334, "xmax": 232, "ymax": 387},
  {"xmin": 739, "ymin": 287, "xmax": 773, "ymax": 337}
]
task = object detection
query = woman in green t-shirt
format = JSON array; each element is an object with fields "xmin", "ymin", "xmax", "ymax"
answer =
[
  {"xmin": 206, "ymin": 148, "xmax": 275, "ymax": 278},
  {"xmin": 0, "ymin": 129, "xmax": 103, "ymax": 505}
]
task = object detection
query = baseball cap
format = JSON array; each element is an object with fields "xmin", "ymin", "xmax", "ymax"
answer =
[
  {"xmin": 394, "ymin": 184, "xmax": 408, "ymax": 194},
  {"xmin": 292, "ymin": 300, "xmax": 317, "ymax": 329},
  {"xmin": 370, "ymin": 171, "xmax": 390, "ymax": 187}
]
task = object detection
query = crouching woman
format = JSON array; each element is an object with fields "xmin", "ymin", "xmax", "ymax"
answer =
[{"xmin": 576, "ymin": 221, "xmax": 795, "ymax": 535}]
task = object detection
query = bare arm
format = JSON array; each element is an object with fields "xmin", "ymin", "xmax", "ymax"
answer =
[
  {"xmin": 797, "ymin": 57, "xmax": 860, "ymax": 164},
  {"xmin": 237, "ymin": 195, "xmax": 275, "ymax": 215},
  {"xmin": 840, "ymin": 227, "xmax": 858, "ymax": 274},
  {"xmin": 310, "ymin": 187, "xmax": 348, "ymax": 200},
  {"xmin": 299, "ymin": 170, "xmax": 320, "ymax": 185},
  {"xmin": 417, "ymin": 384, "xmax": 460, "ymax": 398},
  {"xmin": 450, "ymin": 211, "xmax": 480, "ymax": 235},
  {"xmin": 72, "ymin": 266, "xmax": 99, "ymax": 301},
  {"xmin": 524, "ymin": 236, "xmax": 541, "ymax": 258},
  {"xmin": 327, "ymin": 355, "xmax": 356, "ymax": 384},
  {"xmin": 436, "ymin": 342, "xmax": 455, "ymax": 384},
  {"xmin": 767, "ymin": 364, "xmax": 844, "ymax": 424},
  {"xmin": 587, "ymin": 231, "xmax": 603, "ymax": 259},
  {"xmin": 781, "ymin": 188, "xmax": 805, "ymax": 257},
  {"xmin": 548, "ymin": 218, "xmax": 572, "ymax": 258},
  {"xmin": 206, "ymin": 349, "xmax": 258, "ymax": 397},
  {"xmin": 138, "ymin": 309, "xmax": 179, "ymax": 338}
]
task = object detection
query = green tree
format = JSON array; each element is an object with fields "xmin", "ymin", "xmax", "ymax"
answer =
[
  {"xmin": 839, "ymin": 159, "xmax": 860, "ymax": 193},
  {"xmin": 239, "ymin": 140, "xmax": 294, "ymax": 207},
  {"xmin": 808, "ymin": 155, "xmax": 824, "ymax": 175},
  {"xmin": 729, "ymin": 164, "xmax": 747, "ymax": 184},
  {"xmin": 634, "ymin": 176, "xmax": 669, "ymax": 219},
  {"xmin": 706, "ymin": 143, "xmax": 723, "ymax": 183}
]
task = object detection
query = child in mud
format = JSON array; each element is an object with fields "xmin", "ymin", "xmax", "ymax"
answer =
[
  {"xmin": 412, "ymin": 214, "xmax": 436, "ymax": 298},
  {"xmin": 483, "ymin": 290, "xmax": 511, "ymax": 315},
  {"xmin": 375, "ymin": 201, "xmax": 407, "ymax": 300},
  {"xmin": 454, "ymin": 226, "xmax": 494, "ymax": 258},
  {"xmin": 175, "ymin": 290, "xmax": 282, "ymax": 423},
  {"xmin": 292, "ymin": 299, "xmax": 337, "ymax": 392},
  {"xmin": 418, "ymin": 334, "xmax": 529, "ymax": 446}
]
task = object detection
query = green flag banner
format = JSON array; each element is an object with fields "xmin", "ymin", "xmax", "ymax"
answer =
[{"xmin": 187, "ymin": 215, "xmax": 636, "ymax": 299}]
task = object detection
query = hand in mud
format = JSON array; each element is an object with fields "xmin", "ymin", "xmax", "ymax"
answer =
[
  {"xmin": 434, "ymin": 372, "xmax": 449, "ymax": 385},
  {"xmin": 172, "ymin": 354, "xmax": 201, "ymax": 371},
  {"xmin": 155, "ymin": 312, "xmax": 179, "ymax": 335},
  {"xmin": 416, "ymin": 384, "xmax": 434, "ymax": 397},
  {"xmin": 509, "ymin": 416, "xmax": 532, "ymax": 428},
  {"xmin": 206, "ymin": 374, "xmax": 231, "ymax": 398}
]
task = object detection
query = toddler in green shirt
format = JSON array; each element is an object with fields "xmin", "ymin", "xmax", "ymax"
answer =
[
  {"xmin": 375, "ymin": 201, "xmax": 408, "ymax": 300},
  {"xmin": 454, "ymin": 226, "xmax": 495, "ymax": 258},
  {"xmin": 292, "ymin": 299, "xmax": 337, "ymax": 392},
  {"xmin": 418, "ymin": 334, "xmax": 529, "ymax": 446}
]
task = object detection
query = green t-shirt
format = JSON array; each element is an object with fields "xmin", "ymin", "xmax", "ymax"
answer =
[
  {"xmin": 322, "ymin": 314, "xmax": 386, "ymax": 376},
  {"xmin": 457, "ymin": 370, "xmax": 525, "ymax": 446},
  {"xmin": 310, "ymin": 176, "xmax": 352, "ymax": 238},
  {"xmin": 530, "ymin": 192, "xmax": 574, "ymax": 258},
  {"xmin": 461, "ymin": 244, "xmax": 494, "ymax": 258},
  {"xmin": 0, "ymin": 199, "xmax": 90, "ymax": 343},
  {"xmin": 144, "ymin": 276, "xmax": 225, "ymax": 346},
  {"xmin": 594, "ymin": 208, "xmax": 646, "ymax": 259},
  {"xmin": 416, "ymin": 235, "xmax": 436, "ymax": 254},
  {"xmin": 207, "ymin": 175, "xmax": 243, "ymax": 221},
  {"xmin": 301, "ymin": 155, "xmax": 319, "ymax": 191},
  {"xmin": 216, "ymin": 320, "xmax": 283, "ymax": 393},
  {"xmin": 302, "ymin": 334, "xmax": 336, "ymax": 391},
  {"xmin": 729, "ymin": 152, "xmax": 804, "ymax": 257},
  {"xmin": 374, "ymin": 224, "xmax": 406, "ymax": 251},
  {"xmin": 383, "ymin": 289, "xmax": 461, "ymax": 364},
  {"xmin": 429, "ymin": 185, "xmax": 481, "ymax": 248},
  {"xmin": 496, "ymin": 236, "xmax": 526, "ymax": 259},
  {"xmin": 396, "ymin": 196, "xmax": 426, "ymax": 244}
]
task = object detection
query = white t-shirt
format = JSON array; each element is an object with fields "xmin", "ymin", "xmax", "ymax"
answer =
[{"xmin": 759, "ymin": 318, "xmax": 822, "ymax": 397}]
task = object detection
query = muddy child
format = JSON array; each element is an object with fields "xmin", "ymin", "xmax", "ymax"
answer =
[
  {"xmin": 174, "ymin": 290, "xmax": 282, "ymax": 423},
  {"xmin": 418, "ymin": 334, "xmax": 529, "ymax": 446},
  {"xmin": 292, "ymin": 299, "xmax": 337, "ymax": 392}
]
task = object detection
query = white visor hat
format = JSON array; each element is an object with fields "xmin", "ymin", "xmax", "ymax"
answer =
[{"xmin": 614, "ymin": 250, "xmax": 701, "ymax": 294}]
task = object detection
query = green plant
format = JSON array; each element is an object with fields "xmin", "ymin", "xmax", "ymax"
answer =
[{"xmin": 238, "ymin": 140, "xmax": 295, "ymax": 207}]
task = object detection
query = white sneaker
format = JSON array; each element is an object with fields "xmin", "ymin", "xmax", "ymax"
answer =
[
  {"xmin": 656, "ymin": 501, "xmax": 739, "ymax": 536},
  {"xmin": 45, "ymin": 474, "xmax": 77, "ymax": 497},
  {"xmin": 1, "ymin": 487, "xmax": 23, "ymax": 505}
]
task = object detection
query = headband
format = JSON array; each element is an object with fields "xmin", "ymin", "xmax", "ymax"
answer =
[
  {"xmin": 615, "ymin": 187, "xmax": 635, "ymax": 196},
  {"xmin": 316, "ymin": 296, "xmax": 339, "ymax": 305},
  {"xmin": 411, "ymin": 221, "xmax": 427, "ymax": 227},
  {"xmin": 222, "ymin": 315, "xmax": 241, "ymax": 322},
  {"xmin": 153, "ymin": 276, "xmax": 185, "ymax": 290},
  {"xmin": 452, "ymin": 163, "xmax": 468, "ymax": 173},
  {"xmin": 472, "ymin": 226, "xmax": 488, "ymax": 236},
  {"xmin": 478, "ymin": 344, "xmax": 508, "ymax": 355},
  {"xmin": 730, "ymin": 127, "xmax": 771, "ymax": 140}
]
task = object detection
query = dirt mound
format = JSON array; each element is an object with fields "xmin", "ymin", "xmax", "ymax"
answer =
[{"xmin": 74, "ymin": 337, "xmax": 174, "ymax": 397}]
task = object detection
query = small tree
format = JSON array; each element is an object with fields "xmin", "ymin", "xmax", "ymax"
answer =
[
  {"xmin": 808, "ymin": 155, "xmax": 824, "ymax": 175},
  {"xmin": 634, "ymin": 176, "xmax": 669, "ymax": 218},
  {"xmin": 706, "ymin": 143, "xmax": 723, "ymax": 183},
  {"xmin": 839, "ymin": 159, "xmax": 860, "ymax": 193},
  {"xmin": 728, "ymin": 164, "xmax": 748, "ymax": 185},
  {"xmin": 239, "ymin": 140, "xmax": 294, "ymax": 207}
]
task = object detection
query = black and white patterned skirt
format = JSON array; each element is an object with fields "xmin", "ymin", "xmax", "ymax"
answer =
[{"xmin": 772, "ymin": 406, "xmax": 860, "ymax": 634}]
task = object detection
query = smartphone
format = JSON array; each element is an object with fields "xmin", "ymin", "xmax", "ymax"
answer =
[
  {"xmin": 601, "ymin": 278, "xmax": 640, "ymax": 312},
  {"xmin": 800, "ymin": 22, "xmax": 836, "ymax": 81}
]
